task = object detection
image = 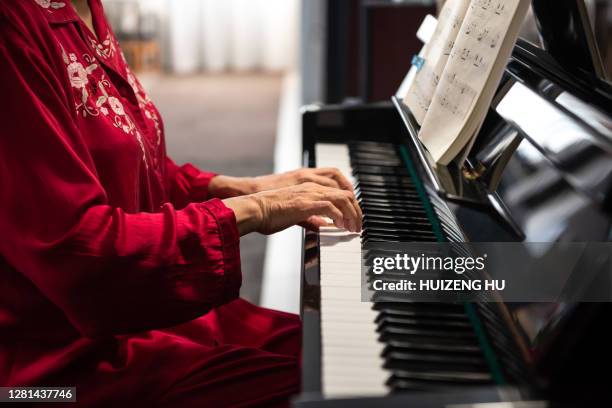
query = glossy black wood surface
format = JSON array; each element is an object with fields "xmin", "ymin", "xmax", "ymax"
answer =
[{"xmin": 531, "ymin": 0, "xmax": 606, "ymax": 79}]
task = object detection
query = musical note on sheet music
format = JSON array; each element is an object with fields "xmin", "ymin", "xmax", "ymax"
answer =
[
  {"xmin": 407, "ymin": 65, "xmax": 440, "ymax": 114},
  {"xmin": 404, "ymin": 0, "xmax": 471, "ymax": 125},
  {"xmin": 437, "ymin": 73, "xmax": 477, "ymax": 117},
  {"xmin": 445, "ymin": 0, "xmax": 511, "ymax": 69}
]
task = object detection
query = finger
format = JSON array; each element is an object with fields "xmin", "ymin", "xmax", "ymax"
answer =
[
  {"xmin": 347, "ymin": 191, "xmax": 363, "ymax": 231},
  {"xmin": 346, "ymin": 190, "xmax": 362, "ymax": 231},
  {"xmin": 308, "ymin": 201, "xmax": 344, "ymax": 229},
  {"xmin": 305, "ymin": 174, "xmax": 340, "ymax": 189},
  {"xmin": 345, "ymin": 191, "xmax": 363, "ymax": 232},
  {"xmin": 308, "ymin": 215, "xmax": 332, "ymax": 227},
  {"xmin": 329, "ymin": 192, "xmax": 360, "ymax": 232},
  {"xmin": 299, "ymin": 216, "xmax": 329, "ymax": 232},
  {"xmin": 315, "ymin": 168, "xmax": 354, "ymax": 191}
]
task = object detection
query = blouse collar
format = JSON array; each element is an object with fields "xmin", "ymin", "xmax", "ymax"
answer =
[
  {"xmin": 37, "ymin": 0, "xmax": 126, "ymax": 77},
  {"xmin": 35, "ymin": 0, "xmax": 79, "ymax": 24},
  {"xmin": 37, "ymin": 0, "xmax": 109, "ymax": 39}
]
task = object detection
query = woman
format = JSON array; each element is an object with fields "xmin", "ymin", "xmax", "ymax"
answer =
[{"xmin": 0, "ymin": 1, "xmax": 362, "ymax": 406}]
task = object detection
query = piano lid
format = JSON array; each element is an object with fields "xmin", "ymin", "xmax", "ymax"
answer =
[{"xmin": 531, "ymin": 0, "xmax": 607, "ymax": 81}]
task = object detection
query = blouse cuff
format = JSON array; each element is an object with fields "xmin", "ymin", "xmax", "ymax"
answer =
[
  {"xmin": 199, "ymin": 198, "xmax": 242, "ymax": 303},
  {"xmin": 183, "ymin": 163, "xmax": 218, "ymax": 202}
]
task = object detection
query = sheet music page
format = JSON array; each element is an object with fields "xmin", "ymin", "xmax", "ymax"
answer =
[
  {"xmin": 418, "ymin": 0, "xmax": 528, "ymax": 165},
  {"xmin": 396, "ymin": 15, "xmax": 439, "ymax": 99},
  {"xmin": 403, "ymin": 0, "xmax": 470, "ymax": 125},
  {"xmin": 419, "ymin": 0, "xmax": 529, "ymax": 164}
]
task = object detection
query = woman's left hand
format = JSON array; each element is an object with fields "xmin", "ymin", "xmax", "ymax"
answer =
[{"xmin": 209, "ymin": 168, "xmax": 354, "ymax": 198}]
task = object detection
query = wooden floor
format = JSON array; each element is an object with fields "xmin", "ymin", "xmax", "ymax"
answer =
[{"xmin": 145, "ymin": 73, "xmax": 283, "ymax": 305}]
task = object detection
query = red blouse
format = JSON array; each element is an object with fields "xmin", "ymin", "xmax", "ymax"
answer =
[{"xmin": 0, "ymin": 0, "xmax": 268, "ymax": 395}]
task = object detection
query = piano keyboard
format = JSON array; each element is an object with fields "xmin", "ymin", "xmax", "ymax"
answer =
[
  {"xmin": 315, "ymin": 142, "xmax": 495, "ymax": 398},
  {"xmin": 316, "ymin": 144, "xmax": 388, "ymax": 397}
]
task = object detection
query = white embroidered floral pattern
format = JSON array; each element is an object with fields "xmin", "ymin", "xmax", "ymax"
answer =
[
  {"xmin": 35, "ymin": 0, "xmax": 66, "ymax": 10},
  {"xmin": 89, "ymin": 34, "xmax": 116, "ymax": 59},
  {"xmin": 67, "ymin": 54, "xmax": 94, "ymax": 90},
  {"xmin": 108, "ymin": 97, "xmax": 125, "ymax": 115},
  {"xmin": 127, "ymin": 69, "xmax": 162, "ymax": 147},
  {"xmin": 59, "ymin": 43, "xmax": 149, "ymax": 169}
]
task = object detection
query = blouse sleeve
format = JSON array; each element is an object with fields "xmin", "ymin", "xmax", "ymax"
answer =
[
  {"xmin": 0, "ymin": 15, "xmax": 241, "ymax": 337},
  {"xmin": 164, "ymin": 158, "xmax": 219, "ymax": 209}
]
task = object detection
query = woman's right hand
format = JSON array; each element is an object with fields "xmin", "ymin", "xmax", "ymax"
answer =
[{"xmin": 223, "ymin": 182, "xmax": 362, "ymax": 236}]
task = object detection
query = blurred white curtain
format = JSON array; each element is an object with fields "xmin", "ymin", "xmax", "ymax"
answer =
[
  {"xmin": 167, "ymin": 0, "xmax": 201, "ymax": 74},
  {"xmin": 165, "ymin": 0, "xmax": 298, "ymax": 74}
]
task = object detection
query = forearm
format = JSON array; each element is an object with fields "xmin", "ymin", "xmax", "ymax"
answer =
[
  {"xmin": 5, "ymin": 200, "xmax": 242, "ymax": 337},
  {"xmin": 209, "ymin": 175, "xmax": 257, "ymax": 199}
]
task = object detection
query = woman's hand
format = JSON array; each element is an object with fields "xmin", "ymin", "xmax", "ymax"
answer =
[
  {"xmin": 223, "ymin": 182, "xmax": 362, "ymax": 236},
  {"xmin": 209, "ymin": 168, "xmax": 354, "ymax": 198},
  {"xmin": 252, "ymin": 168, "xmax": 354, "ymax": 192}
]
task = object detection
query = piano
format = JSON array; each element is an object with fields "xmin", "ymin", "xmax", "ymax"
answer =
[{"xmin": 296, "ymin": 1, "xmax": 612, "ymax": 407}]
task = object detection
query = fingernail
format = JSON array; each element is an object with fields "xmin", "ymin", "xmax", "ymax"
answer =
[{"xmin": 337, "ymin": 220, "xmax": 344, "ymax": 229}]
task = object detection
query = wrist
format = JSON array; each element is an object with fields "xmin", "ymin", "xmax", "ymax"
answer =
[
  {"xmin": 209, "ymin": 176, "xmax": 257, "ymax": 198},
  {"xmin": 223, "ymin": 195, "xmax": 263, "ymax": 235}
]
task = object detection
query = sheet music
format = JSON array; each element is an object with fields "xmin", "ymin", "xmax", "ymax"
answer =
[
  {"xmin": 396, "ymin": 15, "xmax": 439, "ymax": 99},
  {"xmin": 403, "ymin": 0, "xmax": 470, "ymax": 124},
  {"xmin": 418, "ymin": 0, "xmax": 527, "ymax": 165}
]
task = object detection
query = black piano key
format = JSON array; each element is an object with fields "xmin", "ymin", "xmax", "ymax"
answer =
[
  {"xmin": 356, "ymin": 179, "xmax": 416, "ymax": 188},
  {"xmin": 359, "ymin": 193, "xmax": 416, "ymax": 203},
  {"xmin": 377, "ymin": 322, "xmax": 477, "ymax": 340},
  {"xmin": 354, "ymin": 165, "xmax": 409, "ymax": 176},
  {"xmin": 357, "ymin": 191, "xmax": 422, "ymax": 201},
  {"xmin": 382, "ymin": 349, "xmax": 487, "ymax": 367},
  {"xmin": 358, "ymin": 199, "xmax": 424, "ymax": 209},
  {"xmin": 362, "ymin": 229, "xmax": 436, "ymax": 238},
  {"xmin": 376, "ymin": 314, "xmax": 472, "ymax": 329},
  {"xmin": 362, "ymin": 229, "xmax": 435, "ymax": 239},
  {"xmin": 382, "ymin": 338, "xmax": 482, "ymax": 355},
  {"xmin": 360, "ymin": 210, "xmax": 426, "ymax": 219},
  {"xmin": 358, "ymin": 201, "xmax": 423, "ymax": 211},
  {"xmin": 362, "ymin": 211, "xmax": 429, "ymax": 219},
  {"xmin": 349, "ymin": 141, "xmax": 396, "ymax": 149},
  {"xmin": 356, "ymin": 187, "xmax": 419, "ymax": 197},
  {"xmin": 358, "ymin": 197, "xmax": 420, "ymax": 207},
  {"xmin": 384, "ymin": 354, "xmax": 489, "ymax": 373},
  {"xmin": 349, "ymin": 146, "xmax": 397, "ymax": 154},
  {"xmin": 358, "ymin": 202, "xmax": 424, "ymax": 212},
  {"xmin": 362, "ymin": 220, "xmax": 436, "ymax": 233},
  {"xmin": 362, "ymin": 230, "xmax": 437, "ymax": 240},
  {"xmin": 363, "ymin": 236, "xmax": 430, "ymax": 244},
  {"xmin": 374, "ymin": 303, "xmax": 468, "ymax": 320},
  {"xmin": 387, "ymin": 370, "xmax": 492, "ymax": 387},
  {"xmin": 351, "ymin": 159, "xmax": 403, "ymax": 167},
  {"xmin": 386, "ymin": 379, "xmax": 465, "ymax": 392}
]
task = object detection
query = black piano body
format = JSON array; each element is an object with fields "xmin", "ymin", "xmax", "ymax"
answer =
[{"xmin": 296, "ymin": 2, "xmax": 612, "ymax": 406}]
